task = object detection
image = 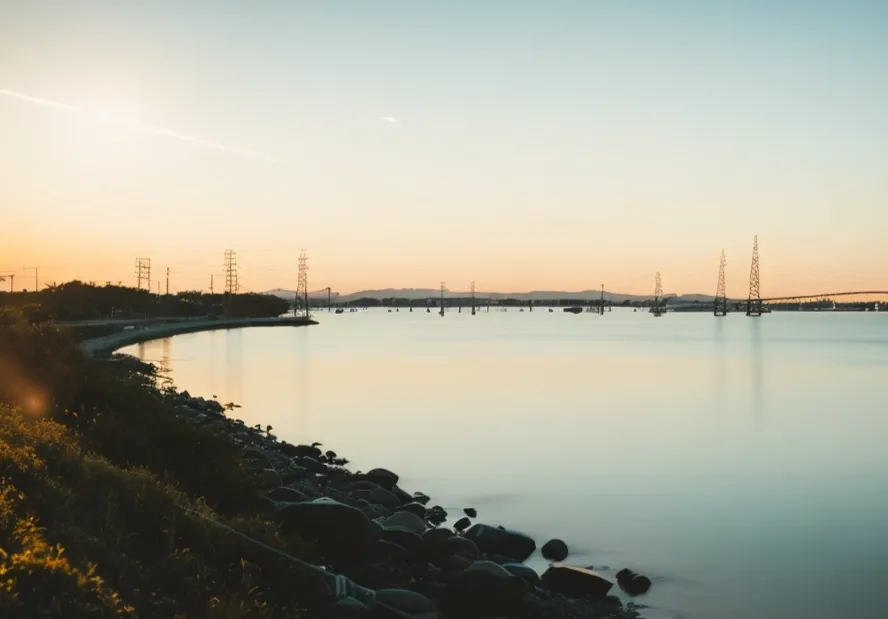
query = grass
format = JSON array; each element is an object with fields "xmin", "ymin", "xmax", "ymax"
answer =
[{"xmin": 0, "ymin": 311, "xmax": 328, "ymax": 618}]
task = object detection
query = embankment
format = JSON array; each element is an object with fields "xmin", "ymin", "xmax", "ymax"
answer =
[{"xmin": 81, "ymin": 315, "xmax": 317, "ymax": 357}]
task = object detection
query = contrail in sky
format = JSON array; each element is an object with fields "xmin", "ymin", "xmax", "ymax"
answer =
[{"xmin": 0, "ymin": 88, "xmax": 277, "ymax": 163}]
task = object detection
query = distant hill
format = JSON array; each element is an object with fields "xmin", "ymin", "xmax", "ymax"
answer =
[{"xmin": 261, "ymin": 287, "xmax": 716, "ymax": 304}]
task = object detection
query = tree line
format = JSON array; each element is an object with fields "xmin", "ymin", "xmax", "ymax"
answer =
[{"xmin": 0, "ymin": 280, "xmax": 289, "ymax": 322}]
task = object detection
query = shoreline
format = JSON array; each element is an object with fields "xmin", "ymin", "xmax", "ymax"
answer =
[
  {"xmin": 120, "ymin": 352, "xmax": 654, "ymax": 618},
  {"xmin": 81, "ymin": 315, "xmax": 317, "ymax": 357}
]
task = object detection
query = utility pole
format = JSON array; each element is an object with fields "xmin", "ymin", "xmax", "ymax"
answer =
[
  {"xmin": 165, "ymin": 267, "xmax": 170, "ymax": 296},
  {"xmin": 326, "ymin": 287, "xmax": 332, "ymax": 312},
  {"xmin": 470, "ymin": 281, "xmax": 476, "ymax": 315},
  {"xmin": 714, "ymin": 250, "xmax": 727, "ymax": 317},
  {"xmin": 0, "ymin": 273, "xmax": 14, "ymax": 292},
  {"xmin": 296, "ymin": 250, "xmax": 309, "ymax": 318},
  {"xmin": 224, "ymin": 249, "xmax": 238, "ymax": 316},
  {"xmin": 652, "ymin": 272, "xmax": 664, "ymax": 317},
  {"xmin": 600, "ymin": 284, "xmax": 605, "ymax": 315},
  {"xmin": 210, "ymin": 274, "xmax": 214, "ymax": 294},
  {"xmin": 135, "ymin": 258, "xmax": 151, "ymax": 291},
  {"xmin": 439, "ymin": 282, "xmax": 445, "ymax": 316},
  {"xmin": 746, "ymin": 236, "xmax": 762, "ymax": 317}
]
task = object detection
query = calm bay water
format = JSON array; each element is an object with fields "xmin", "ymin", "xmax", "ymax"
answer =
[{"xmin": 123, "ymin": 308, "xmax": 888, "ymax": 619}]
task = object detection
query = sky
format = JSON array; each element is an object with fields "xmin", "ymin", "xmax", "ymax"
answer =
[{"xmin": 1, "ymin": 0, "xmax": 886, "ymax": 296}]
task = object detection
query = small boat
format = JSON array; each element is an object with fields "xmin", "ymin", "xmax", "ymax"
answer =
[
  {"xmin": 335, "ymin": 308, "xmax": 344, "ymax": 314},
  {"xmin": 563, "ymin": 307, "xmax": 583, "ymax": 314}
]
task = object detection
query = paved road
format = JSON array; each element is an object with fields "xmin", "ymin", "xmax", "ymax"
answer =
[{"xmin": 81, "ymin": 316, "xmax": 316, "ymax": 357}]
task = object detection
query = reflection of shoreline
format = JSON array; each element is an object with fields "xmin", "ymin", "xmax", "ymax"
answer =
[{"xmin": 226, "ymin": 330, "xmax": 243, "ymax": 408}]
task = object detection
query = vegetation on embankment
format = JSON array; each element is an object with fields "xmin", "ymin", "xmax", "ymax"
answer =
[
  {"xmin": 0, "ymin": 310, "xmax": 326, "ymax": 618},
  {"xmin": 0, "ymin": 281, "xmax": 289, "ymax": 323}
]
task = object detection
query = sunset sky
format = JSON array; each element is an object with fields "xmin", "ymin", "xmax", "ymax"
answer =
[{"xmin": 1, "ymin": 1, "xmax": 886, "ymax": 297}]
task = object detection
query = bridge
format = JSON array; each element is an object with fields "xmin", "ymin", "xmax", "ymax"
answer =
[{"xmin": 651, "ymin": 236, "xmax": 886, "ymax": 317}]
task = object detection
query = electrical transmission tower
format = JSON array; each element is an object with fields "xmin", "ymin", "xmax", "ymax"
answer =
[
  {"xmin": 714, "ymin": 250, "xmax": 727, "ymax": 317},
  {"xmin": 135, "ymin": 258, "xmax": 151, "ymax": 291},
  {"xmin": 470, "ymin": 281, "xmax": 476, "ymax": 315},
  {"xmin": 224, "ymin": 250, "xmax": 238, "ymax": 315},
  {"xmin": 746, "ymin": 235, "xmax": 763, "ymax": 317},
  {"xmin": 652, "ymin": 272, "xmax": 664, "ymax": 317},
  {"xmin": 296, "ymin": 250, "xmax": 309, "ymax": 317}
]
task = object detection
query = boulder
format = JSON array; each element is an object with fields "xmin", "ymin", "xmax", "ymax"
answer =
[
  {"xmin": 463, "ymin": 507, "xmax": 477, "ymax": 518},
  {"xmin": 364, "ymin": 468, "xmax": 399, "ymax": 489},
  {"xmin": 380, "ymin": 527, "xmax": 424, "ymax": 558},
  {"xmin": 453, "ymin": 517, "xmax": 471, "ymax": 532},
  {"xmin": 541, "ymin": 564, "xmax": 613, "ymax": 599},
  {"xmin": 616, "ymin": 568, "xmax": 652, "ymax": 596},
  {"xmin": 413, "ymin": 491, "xmax": 431, "ymax": 505},
  {"xmin": 374, "ymin": 539, "xmax": 414, "ymax": 564},
  {"xmin": 384, "ymin": 511, "xmax": 428, "ymax": 535},
  {"xmin": 444, "ymin": 535, "xmax": 480, "ymax": 561},
  {"xmin": 277, "ymin": 498, "xmax": 374, "ymax": 559},
  {"xmin": 425, "ymin": 505, "xmax": 448, "ymax": 526},
  {"xmin": 279, "ymin": 443, "xmax": 322, "ymax": 459},
  {"xmin": 368, "ymin": 487, "xmax": 401, "ymax": 511},
  {"xmin": 374, "ymin": 589, "xmax": 438, "ymax": 619},
  {"xmin": 396, "ymin": 502, "xmax": 428, "ymax": 518},
  {"xmin": 541, "ymin": 538, "xmax": 569, "ymax": 561},
  {"xmin": 503, "ymin": 562, "xmax": 540, "ymax": 588},
  {"xmin": 464, "ymin": 523, "xmax": 536, "ymax": 562},
  {"xmin": 441, "ymin": 560, "xmax": 526, "ymax": 618},
  {"xmin": 391, "ymin": 485, "xmax": 414, "ymax": 505}
]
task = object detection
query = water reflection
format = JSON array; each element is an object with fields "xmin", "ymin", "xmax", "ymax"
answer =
[
  {"xmin": 120, "ymin": 310, "xmax": 888, "ymax": 619},
  {"xmin": 749, "ymin": 318, "xmax": 763, "ymax": 422}
]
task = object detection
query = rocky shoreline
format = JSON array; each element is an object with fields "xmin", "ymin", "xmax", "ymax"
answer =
[{"xmin": 127, "ymin": 354, "xmax": 653, "ymax": 619}]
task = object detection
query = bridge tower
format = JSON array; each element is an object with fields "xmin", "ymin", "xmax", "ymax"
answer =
[
  {"xmin": 746, "ymin": 235, "xmax": 763, "ymax": 317},
  {"xmin": 714, "ymin": 250, "xmax": 727, "ymax": 316},
  {"xmin": 652, "ymin": 272, "xmax": 664, "ymax": 317},
  {"xmin": 296, "ymin": 250, "xmax": 309, "ymax": 317}
]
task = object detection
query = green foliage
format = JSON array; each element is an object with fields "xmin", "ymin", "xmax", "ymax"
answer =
[{"xmin": 0, "ymin": 319, "xmax": 325, "ymax": 618}]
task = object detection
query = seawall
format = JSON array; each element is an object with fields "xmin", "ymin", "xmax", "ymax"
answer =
[{"xmin": 81, "ymin": 316, "xmax": 317, "ymax": 357}]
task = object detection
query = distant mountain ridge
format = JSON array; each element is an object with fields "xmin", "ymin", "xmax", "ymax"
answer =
[{"xmin": 262, "ymin": 287, "xmax": 717, "ymax": 304}]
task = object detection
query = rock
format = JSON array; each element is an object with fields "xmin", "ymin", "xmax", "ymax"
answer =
[
  {"xmin": 421, "ymin": 528, "xmax": 455, "ymax": 563},
  {"xmin": 503, "ymin": 562, "xmax": 540, "ymax": 587},
  {"xmin": 391, "ymin": 485, "xmax": 414, "ymax": 505},
  {"xmin": 380, "ymin": 527, "xmax": 424, "ymax": 558},
  {"xmin": 279, "ymin": 443, "xmax": 322, "ymax": 459},
  {"xmin": 441, "ymin": 560, "xmax": 525, "ymax": 618},
  {"xmin": 444, "ymin": 535, "xmax": 480, "ymax": 561},
  {"xmin": 396, "ymin": 502, "xmax": 428, "ymax": 518},
  {"xmin": 359, "ymin": 503, "xmax": 392, "ymax": 520},
  {"xmin": 541, "ymin": 564, "xmax": 614, "ymax": 599},
  {"xmin": 320, "ymin": 596, "xmax": 372, "ymax": 618},
  {"xmin": 384, "ymin": 511, "xmax": 428, "ymax": 535},
  {"xmin": 464, "ymin": 523, "xmax": 536, "ymax": 562},
  {"xmin": 616, "ymin": 568, "xmax": 652, "ymax": 596},
  {"xmin": 541, "ymin": 538, "xmax": 569, "ymax": 561},
  {"xmin": 349, "ymin": 480, "xmax": 381, "ymax": 492},
  {"xmin": 425, "ymin": 505, "xmax": 448, "ymax": 526},
  {"xmin": 277, "ymin": 498, "xmax": 375, "ymax": 559},
  {"xmin": 453, "ymin": 517, "xmax": 471, "ymax": 532},
  {"xmin": 374, "ymin": 539, "xmax": 414, "ymax": 564},
  {"xmin": 413, "ymin": 491, "xmax": 431, "ymax": 505},
  {"xmin": 260, "ymin": 468, "xmax": 281, "ymax": 487},
  {"xmin": 463, "ymin": 507, "xmax": 477, "ymax": 518},
  {"xmin": 374, "ymin": 589, "xmax": 438, "ymax": 619},
  {"xmin": 368, "ymin": 486, "xmax": 401, "ymax": 511},
  {"xmin": 443, "ymin": 553, "xmax": 473, "ymax": 573},
  {"xmin": 364, "ymin": 468, "xmax": 399, "ymax": 490},
  {"xmin": 265, "ymin": 486, "xmax": 309, "ymax": 503}
]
